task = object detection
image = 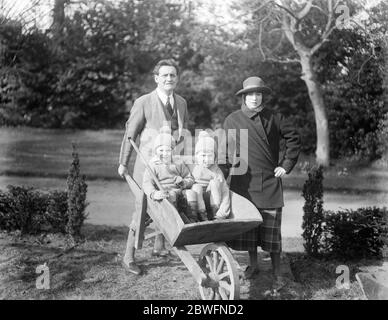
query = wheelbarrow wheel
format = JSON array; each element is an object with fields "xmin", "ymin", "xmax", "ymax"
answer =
[{"xmin": 198, "ymin": 243, "xmax": 240, "ymax": 300}]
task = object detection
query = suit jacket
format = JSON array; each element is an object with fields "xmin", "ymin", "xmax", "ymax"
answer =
[
  {"xmin": 119, "ymin": 89, "xmax": 189, "ymax": 184},
  {"xmin": 223, "ymin": 106, "xmax": 301, "ymax": 208}
]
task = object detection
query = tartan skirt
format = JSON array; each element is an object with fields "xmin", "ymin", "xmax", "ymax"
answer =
[{"xmin": 226, "ymin": 208, "xmax": 282, "ymax": 253}]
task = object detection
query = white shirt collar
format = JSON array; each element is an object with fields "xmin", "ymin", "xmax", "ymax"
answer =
[{"xmin": 156, "ymin": 88, "xmax": 174, "ymax": 106}]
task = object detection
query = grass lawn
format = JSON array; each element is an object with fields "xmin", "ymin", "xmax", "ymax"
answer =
[
  {"xmin": 1, "ymin": 225, "xmax": 380, "ymax": 300},
  {"xmin": 0, "ymin": 127, "xmax": 386, "ymax": 300},
  {"xmin": 1, "ymin": 127, "xmax": 387, "ymax": 193}
]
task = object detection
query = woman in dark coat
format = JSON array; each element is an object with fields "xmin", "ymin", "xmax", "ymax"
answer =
[{"xmin": 223, "ymin": 76, "xmax": 301, "ymax": 288}]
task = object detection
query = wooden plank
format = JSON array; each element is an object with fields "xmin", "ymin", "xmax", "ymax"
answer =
[
  {"xmin": 229, "ymin": 191, "xmax": 262, "ymax": 220},
  {"xmin": 172, "ymin": 219, "xmax": 260, "ymax": 247},
  {"xmin": 145, "ymin": 231, "xmax": 162, "ymax": 240},
  {"xmin": 146, "ymin": 197, "xmax": 184, "ymax": 245},
  {"xmin": 144, "ymin": 190, "xmax": 262, "ymax": 247},
  {"xmin": 172, "ymin": 246, "xmax": 207, "ymax": 286},
  {"xmin": 124, "ymin": 173, "xmax": 143, "ymax": 199}
]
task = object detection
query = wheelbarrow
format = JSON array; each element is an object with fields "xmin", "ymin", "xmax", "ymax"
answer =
[{"xmin": 124, "ymin": 170, "xmax": 262, "ymax": 300}]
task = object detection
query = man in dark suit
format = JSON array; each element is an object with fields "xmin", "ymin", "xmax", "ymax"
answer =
[
  {"xmin": 118, "ymin": 59, "xmax": 189, "ymax": 274},
  {"xmin": 223, "ymin": 76, "xmax": 301, "ymax": 291}
]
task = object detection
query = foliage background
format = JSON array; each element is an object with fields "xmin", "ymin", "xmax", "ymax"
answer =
[{"xmin": 0, "ymin": 0, "xmax": 387, "ymax": 161}]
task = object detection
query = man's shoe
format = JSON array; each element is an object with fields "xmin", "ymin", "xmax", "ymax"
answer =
[
  {"xmin": 151, "ymin": 249, "xmax": 169, "ymax": 258},
  {"xmin": 122, "ymin": 261, "xmax": 142, "ymax": 275}
]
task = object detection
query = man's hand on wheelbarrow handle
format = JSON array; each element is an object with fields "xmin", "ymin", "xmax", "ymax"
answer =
[{"xmin": 118, "ymin": 164, "xmax": 128, "ymax": 178}]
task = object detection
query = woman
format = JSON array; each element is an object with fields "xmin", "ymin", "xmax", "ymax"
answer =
[{"xmin": 223, "ymin": 76, "xmax": 301, "ymax": 290}]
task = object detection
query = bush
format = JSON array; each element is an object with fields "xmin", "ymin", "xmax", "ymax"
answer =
[
  {"xmin": 66, "ymin": 144, "xmax": 88, "ymax": 243},
  {"xmin": 0, "ymin": 186, "xmax": 68, "ymax": 235},
  {"xmin": 46, "ymin": 190, "xmax": 69, "ymax": 234},
  {"xmin": 0, "ymin": 145, "xmax": 88, "ymax": 237},
  {"xmin": 322, "ymin": 207, "xmax": 388, "ymax": 260},
  {"xmin": 0, "ymin": 189, "xmax": 15, "ymax": 231},
  {"xmin": 302, "ymin": 165, "xmax": 324, "ymax": 257},
  {"xmin": 301, "ymin": 166, "xmax": 388, "ymax": 260}
]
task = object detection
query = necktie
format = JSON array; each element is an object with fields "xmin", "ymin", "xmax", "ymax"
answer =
[{"xmin": 166, "ymin": 96, "xmax": 173, "ymax": 116}]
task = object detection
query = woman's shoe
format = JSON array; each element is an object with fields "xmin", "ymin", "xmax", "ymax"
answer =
[{"xmin": 243, "ymin": 266, "xmax": 260, "ymax": 279}]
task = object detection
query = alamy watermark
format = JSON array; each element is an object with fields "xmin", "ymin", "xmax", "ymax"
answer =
[
  {"xmin": 36, "ymin": 263, "xmax": 50, "ymax": 290},
  {"xmin": 138, "ymin": 123, "xmax": 249, "ymax": 175},
  {"xmin": 336, "ymin": 265, "xmax": 350, "ymax": 290}
]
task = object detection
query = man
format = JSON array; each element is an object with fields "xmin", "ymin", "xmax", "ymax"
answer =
[
  {"xmin": 223, "ymin": 76, "xmax": 301, "ymax": 290},
  {"xmin": 118, "ymin": 59, "xmax": 189, "ymax": 275}
]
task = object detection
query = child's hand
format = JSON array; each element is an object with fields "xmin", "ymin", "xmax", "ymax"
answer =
[
  {"xmin": 174, "ymin": 176, "xmax": 184, "ymax": 187},
  {"xmin": 153, "ymin": 190, "xmax": 169, "ymax": 200}
]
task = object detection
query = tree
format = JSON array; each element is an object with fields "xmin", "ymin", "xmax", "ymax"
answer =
[{"xmin": 241, "ymin": 0, "xmax": 361, "ymax": 166}]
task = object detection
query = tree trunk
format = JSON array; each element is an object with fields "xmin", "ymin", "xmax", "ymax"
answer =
[
  {"xmin": 52, "ymin": 0, "xmax": 67, "ymax": 40},
  {"xmin": 299, "ymin": 53, "xmax": 330, "ymax": 167}
]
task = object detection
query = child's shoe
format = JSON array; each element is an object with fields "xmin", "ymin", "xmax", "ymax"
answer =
[
  {"xmin": 197, "ymin": 210, "xmax": 208, "ymax": 222},
  {"xmin": 185, "ymin": 201, "xmax": 199, "ymax": 223}
]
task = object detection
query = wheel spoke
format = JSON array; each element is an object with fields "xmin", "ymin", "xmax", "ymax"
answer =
[
  {"xmin": 218, "ymin": 287, "xmax": 229, "ymax": 300},
  {"xmin": 212, "ymin": 251, "xmax": 218, "ymax": 272},
  {"xmin": 218, "ymin": 271, "xmax": 229, "ymax": 280},
  {"xmin": 216, "ymin": 257, "xmax": 225, "ymax": 273},
  {"xmin": 205, "ymin": 255, "xmax": 213, "ymax": 272},
  {"xmin": 215, "ymin": 291, "xmax": 221, "ymax": 300},
  {"xmin": 209, "ymin": 289, "xmax": 215, "ymax": 300},
  {"xmin": 219, "ymin": 280, "xmax": 232, "ymax": 293}
]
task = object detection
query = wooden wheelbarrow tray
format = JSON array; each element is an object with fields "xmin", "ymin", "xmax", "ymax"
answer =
[{"xmin": 125, "ymin": 173, "xmax": 262, "ymax": 300}]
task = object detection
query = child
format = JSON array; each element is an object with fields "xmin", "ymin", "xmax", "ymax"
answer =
[
  {"xmin": 142, "ymin": 127, "xmax": 198, "ymax": 224},
  {"xmin": 190, "ymin": 131, "xmax": 230, "ymax": 221}
]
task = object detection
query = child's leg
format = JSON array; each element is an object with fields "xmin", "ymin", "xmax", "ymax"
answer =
[
  {"xmin": 209, "ymin": 179, "xmax": 222, "ymax": 208},
  {"xmin": 192, "ymin": 184, "xmax": 208, "ymax": 221},
  {"xmin": 207, "ymin": 179, "xmax": 222, "ymax": 219},
  {"xmin": 168, "ymin": 189, "xmax": 191, "ymax": 224},
  {"xmin": 183, "ymin": 189, "xmax": 199, "ymax": 223}
]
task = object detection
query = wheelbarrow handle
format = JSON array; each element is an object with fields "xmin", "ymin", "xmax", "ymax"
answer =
[{"xmin": 129, "ymin": 138, "xmax": 166, "ymax": 193}]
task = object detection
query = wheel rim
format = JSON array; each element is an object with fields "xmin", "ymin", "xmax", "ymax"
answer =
[{"xmin": 198, "ymin": 243, "xmax": 239, "ymax": 300}]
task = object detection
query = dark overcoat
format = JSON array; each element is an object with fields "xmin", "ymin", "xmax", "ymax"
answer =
[{"xmin": 223, "ymin": 104, "xmax": 301, "ymax": 209}]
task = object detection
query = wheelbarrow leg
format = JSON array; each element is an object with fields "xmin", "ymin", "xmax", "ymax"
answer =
[
  {"xmin": 172, "ymin": 246, "xmax": 208, "ymax": 287},
  {"xmin": 134, "ymin": 192, "xmax": 147, "ymax": 250},
  {"xmin": 124, "ymin": 174, "xmax": 147, "ymax": 250}
]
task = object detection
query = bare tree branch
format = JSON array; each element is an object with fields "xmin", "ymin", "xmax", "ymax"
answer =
[
  {"xmin": 265, "ymin": 57, "xmax": 300, "ymax": 64},
  {"xmin": 273, "ymin": 1, "xmax": 299, "ymax": 21},
  {"xmin": 281, "ymin": 12, "xmax": 295, "ymax": 46},
  {"xmin": 323, "ymin": 0, "xmax": 334, "ymax": 36},
  {"xmin": 310, "ymin": 4, "xmax": 327, "ymax": 16},
  {"xmin": 296, "ymin": 0, "xmax": 313, "ymax": 20},
  {"xmin": 310, "ymin": 25, "xmax": 336, "ymax": 55},
  {"xmin": 309, "ymin": 0, "xmax": 337, "ymax": 55}
]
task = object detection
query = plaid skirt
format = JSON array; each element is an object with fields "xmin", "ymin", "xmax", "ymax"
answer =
[{"xmin": 226, "ymin": 208, "xmax": 282, "ymax": 253}]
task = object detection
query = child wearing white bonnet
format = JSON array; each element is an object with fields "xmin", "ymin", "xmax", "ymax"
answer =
[
  {"xmin": 189, "ymin": 130, "xmax": 231, "ymax": 220},
  {"xmin": 142, "ymin": 126, "xmax": 197, "ymax": 223}
]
